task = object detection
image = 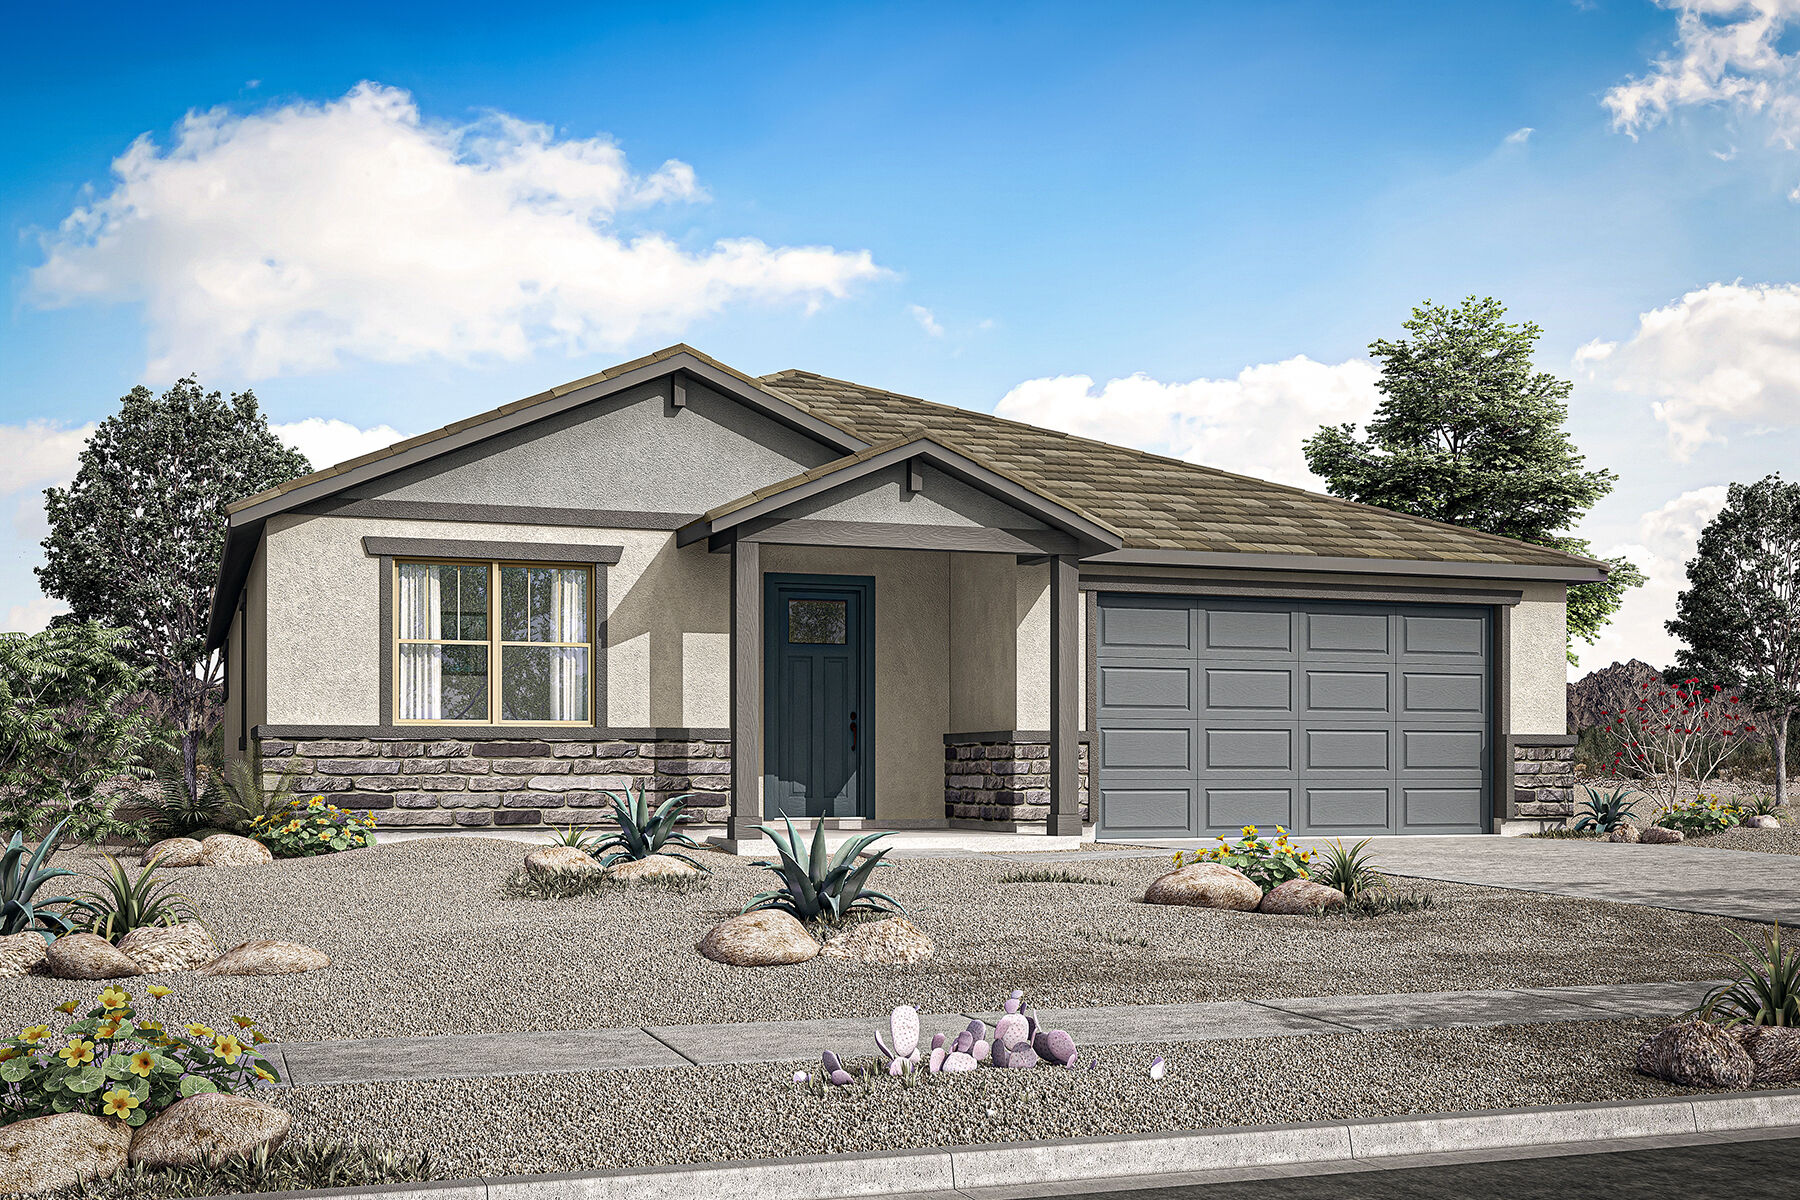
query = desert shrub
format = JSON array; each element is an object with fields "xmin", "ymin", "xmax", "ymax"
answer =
[
  {"xmin": 248, "ymin": 796, "xmax": 374, "ymax": 857},
  {"xmin": 744, "ymin": 819, "xmax": 903, "ymax": 922},
  {"xmin": 1605, "ymin": 679, "xmax": 1756, "ymax": 807},
  {"xmin": 0, "ymin": 986, "xmax": 277, "ymax": 1127},
  {"xmin": 1322, "ymin": 889, "xmax": 1438, "ymax": 920},
  {"xmin": 1183, "ymin": 826, "xmax": 1312, "ymax": 890},
  {"xmin": 1571, "ymin": 783, "xmax": 1641, "ymax": 832},
  {"xmin": 0, "ymin": 817, "xmax": 98, "ymax": 941},
  {"xmin": 47, "ymin": 1140, "xmax": 434, "ymax": 1200},
  {"xmin": 72, "ymin": 857, "xmax": 200, "ymax": 943},
  {"xmin": 1655, "ymin": 794, "xmax": 1745, "ymax": 836},
  {"xmin": 1310, "ymin": 838, "xmax": 1380, "ymax": 897},
  {"xmin": 1527, "ymin": 827, "xmax": 1604, "ymax": 839},
  {"xmin": 997, "ymin": 868, "xmax": 1115, "ymax": 885},
  {"xmin": 1694, "ymin": 924, "xmax": 1800, "ymax": 1028}
]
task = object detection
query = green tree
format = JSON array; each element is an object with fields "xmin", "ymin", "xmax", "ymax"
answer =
[
  {"xmin": 36, "ymin": 378, "xmax": 310, "ymax": 809},
  {"xmin": 1303, "ymin": 297, "xmax": 1642, "ymax": 663},
  {"xmin": 0, "ymin": 623, "xmax": 163, "ymax": 840},
  {"xmin": 1667, "ymin": 475, "xmax": 1800, "ymax": 807}
]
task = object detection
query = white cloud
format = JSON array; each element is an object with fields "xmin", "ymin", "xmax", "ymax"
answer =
[
  {"xmin": 2, "ymin": 597, "xmax": 66, "ymax": 635},
  {"xmin": 270, "ymin": 418, "xmax": 407, "ymax": 472},
  {"xmin": 1581, "ymin": 486, "xmax": 1730, "ymax": 672},
  {"xmin": 0, "ymin": 420, "xmax": 97, "ymax": 494},
  {"xmin": 1503, "ymin": 126, "xmax": 1534, "ymax": 145},
  {"xmin": 1604, "ymin": 0, "xmax": 1800, "ymax": 148},
  {"xmin": 1575, "ymin": 281, "xmax": 1800, "ymax": 458},
  {"xmin": 908, "ymin": 304, "xmax": 945, "ymax": 337},
  {"xmin": 30, "ymin": 83, "xmax": 885, "ymax": 379},
  {"xmin": 995, "ymin": 356, "xmax": 1382, "ymax": 489}
]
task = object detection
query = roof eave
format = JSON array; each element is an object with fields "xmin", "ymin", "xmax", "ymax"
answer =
[{"xmin": 1084, "ymin": 548, "xmax": 1609, "ymax": 583}]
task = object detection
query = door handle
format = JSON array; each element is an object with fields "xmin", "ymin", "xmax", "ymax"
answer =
[{"xmin": 850, "ymin": 711, "xmax": 858, "ymax": 751}]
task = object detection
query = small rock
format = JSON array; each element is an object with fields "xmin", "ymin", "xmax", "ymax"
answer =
[
  {"xmin": 1735, "ymin": 1024, "xmax": 1800, "ymax": 1084},
  {"xmin": 117, "ymin": 921, "xmax": 216, "ymax": 974},
  {"xmin": 697, "ymin": 910, "xmax": 819, "ymax": 966},
  {"xmin": 128, "ymin": 1093, "xmax": 291, "ymax": 1168},
  {"xmin": 140, "ymin": 837, "xmax": 204, "ymax": 868},
  {"xmin": 198, "ymin": 834, "xmax": 273, "ymax": 867},
  {"xmin": 0, "ymin": 931, "xmax": 49, "ymax": 978},
  {"xmin": 523, "ymin": 845, "xmax": 601, "ymax": 881},
  {"xmin": 1606, "ymin": 826, "xmax": 1640, "ymax": 843},
  {"xmin": 818, "ymin": 917, "xmax": 935, "ymax": 965},
  {"xmin": 198, "ymin": 939, "xmax": 329, "ymax": 976},
  {"xmin": 1636, "ymin": 1019, "xmax": 1754, "ymax": 1088},
  {"xmin": 605, "ymin": 853, "xmax": 702, "ymax": 883},
  {"xmin": 46, "ymin": 932, "xmax": 137, "ymax": 980},
  {"xmin": 1746, "ymin": 814, "xmax": 1781, "ymax": 830},
  {"xmin": 1640, "ymin": 826, "xmax": 1685, "ymax": 845},
  {"xmin": 1143, "ymin": 862, "xmax": 1262, "ymax": 910},
  {"xmin": 0, "ymin": 1112, "xmax": 133, "ymax": 1195},
  {"xmin": 1258, "ymin": 879, "xmax": 1347, "ymax": 914}
]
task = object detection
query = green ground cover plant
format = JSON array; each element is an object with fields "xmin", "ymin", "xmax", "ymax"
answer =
[{"xmin": 248, "ymin": 797, "xmax": 374, "ymax": 857}]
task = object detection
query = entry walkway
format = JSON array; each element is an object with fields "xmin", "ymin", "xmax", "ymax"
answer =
[{"xmin": 264, "ymin": 977, "xmax": 1718, "ymax": 1088}]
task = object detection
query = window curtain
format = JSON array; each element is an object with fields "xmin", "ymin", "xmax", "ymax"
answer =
[
  {"xmin": 398, "ymin": 564, "xmax": 443, "ymax": 720},
  {"xmin": 551, "ymin": 568, "xmax": 588, "ymax": 722}
]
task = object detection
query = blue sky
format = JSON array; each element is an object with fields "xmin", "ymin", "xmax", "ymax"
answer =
[{"xmin": 3, "ymin": 0, "xmax": 1798, "ymax": 672}]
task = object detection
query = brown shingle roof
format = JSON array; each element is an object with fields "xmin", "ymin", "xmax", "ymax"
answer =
[{"xmin": 758, "ymin": 369, "xmax": 1604, "ymax": 570}]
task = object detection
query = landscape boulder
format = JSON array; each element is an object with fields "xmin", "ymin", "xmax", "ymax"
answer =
[
  {"xmin": 819, "ymin": 917, "xmax": 935, "ymax": 966},
  {"xmin": 198, "ymin": 939, "xmax": 329, "ymax": 976},
  {"xmin": 697, "ymin": 910, "xmax": 819, "ymax": 966},
  {"xmin": 1640, "ymin": 826, "xmax": 1685, "ymax": 845},
  {"xmin": 198, "ymin": 834, "xmax": 273, "ymax": 867},
  {"xmin": 523, "ymin": 845, "xmax": 601, "ymax": 881},
  {"xmin": 118, "ymin": 921, "xmax": 216, "ymax": 974},
  {"xmin": 1144, "ymin": 862, "xmax": 1262, "ymax": 911},
  {"xmin": 1746, "ymin": 814, "xmax": 1781, "ymax": 830},
  {"xmin": 0, "ymin": 1112, "xmax": 133, "ymax": 1195},
  {"xmin": 1258, "ymin": 879, "xmax": 1347, "ymax": 914},
  {"xmin": 606, "ymin": 853, "xmax": 703, "ymax": 883},
  {"xmin": 1734, "ymin": 1024, "xmax": 1800, "ymax": 1084},
  {"xmin": 0, "ymin": 931, "xmax": 48, "ymax": 978},
  {"xmin": 1606, "ymin": 826, "xmax": 1640, "ymax": 843},
  {"xmin": 140, "ymin": 837, "xmax": 204, "ymax": 868},
  {"xmin": 46, "ymin": 932, "xmax": 137, "ymax": 980},
  {"xmin": 128, "ymin": 1093, "xmax": 292, "ymax": 1168},
  {"xmin": 1636, "ymin": 1019, "xmax": 1754, "ymax": 1088}
]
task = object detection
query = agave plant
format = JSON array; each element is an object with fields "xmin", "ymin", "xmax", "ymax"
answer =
[
  {"xmin": 1311, "ymin": 837, "xmax": 1381, "ymax": 898},
  {"xmin": 743, "ymin": 818, "xmax": 904, "ymax": 923},
  {"xmin": 0, "ymin": 817, "xmax": 95, "ymax": 941},
  {"xmin": 1694, "ymin": 923, "xmax": 1800, "ymax": 1028},
  {"xmin": 74, "ymin": 854, "xmax": 202, "ymax": 943},
  {"xmin": 1571, "ymin": 784, "xmax": 1640, "ymax": 833},
  {"xmin": 579, "ymin": 784, "xmax": 710, "ymax": 872},
  {"xmin": 544, "ymin": 825, "xmax": 591, "ymax": 848}
]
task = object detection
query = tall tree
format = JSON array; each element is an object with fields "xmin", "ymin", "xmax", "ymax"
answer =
[
  {"xmin": 1667, "ymin": 475, "xmax": 1800, "ymax": 807},
  {"xmin": 1303, "ymin": 297, "xmax": 1643, "ymax": 663},
  {"xmin": 36, "ymin": 377, "xmax": 310, "ymax": 808}
]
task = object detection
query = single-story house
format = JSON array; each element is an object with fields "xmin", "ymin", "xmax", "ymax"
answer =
[{"xmin": 207, "ymin": 345, "xmax": 1600, "ymax": 846}]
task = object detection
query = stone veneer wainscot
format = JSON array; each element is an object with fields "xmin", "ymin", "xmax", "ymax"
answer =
[
  {"xmin": 257, "ymin": 736, "xmax": 732, "ymax": 829},
  {"xmin": 945, "ymin": 735, "xmax": 1090, "ymax": 827},
  {"xmin": 1512, "ymin": 741, "xmax": 1577, "ymax": 820}
]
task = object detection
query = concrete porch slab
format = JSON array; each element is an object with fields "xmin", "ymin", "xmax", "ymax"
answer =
[{"xmin": 706, "ymin": 827, "xmax": 1085, "ymax": 858}]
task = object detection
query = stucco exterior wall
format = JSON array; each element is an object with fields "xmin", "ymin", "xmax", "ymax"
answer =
[
  {"xmin": 1015, "ymin": 564, "xmax": 1050, "ymax": 729},
  {"xmin": 947, "ymin": 555, "xmax": 1017, "ymax": 731},
  {"xmin": 1510, "ymin": 581, "xmax": 1569, "ymax": 737},
  {"xmin": 784, "ymin": 464, "xmax": 1052, "ymax": 530}
]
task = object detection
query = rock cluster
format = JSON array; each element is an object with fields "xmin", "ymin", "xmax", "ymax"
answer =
[
  {"xmin": 1640, "ymin": 826, "xmax": 1685, "ymax": 844},
  {"xmin": 523, "ymin": 845, "xmax": 601, "ymax": 882},
  {"xmin": 698, "ymin": 910, "xmax": 819, "ymax": 966},
  {"xmin": 1258, "ymin": 879, "xmax": 1347, "ymax": 914},
  {"xmin": 45, "ymin": 933, "xmax": 138, "ymax": 981},
  {"xmin": 198, "ymin": 834, "xmax": 273, "ymax": 867},
  {"xmin": 0, "ymin": 1095, "xmax": 290, "ymax": 1194},
  {"xmin": 819, "ymin": 917, "xmax": 935, "ymax": 965},
  {"xmin": 140, "ymin": 837, "xmax": 204, "ymax": 868},
  {"xmin": 1636, "ymin": 1019, "xmax": 1754, "ymax": 1087},
  {"xmin": 1746, "ymin": 814, "xmax": 1782, "ymax": 830},
  {"xmin": 819, "ymin": 992, "xmax": 1083, "ymax": 1086},
  {"xmin": 606, "ymin": 853, "xmax": 704, "ymax": 883},
  {"xmin": 1606, "ymin": 825, "xmax": 1640, "ymax": 843},
  {"xmin": 199, "ymin": 939, "xmax": 331, "ymax": 976},
  {"xmin": 1144, "ymin": 862, "xmax": 1345, "ymax": 914},
  {"xmin": 0, "ymin": 932, "xmax": 49, "ymax": 979},
  {"xmin": 117, "ymin": 922, "xmax": 216, "ymax": 975}
]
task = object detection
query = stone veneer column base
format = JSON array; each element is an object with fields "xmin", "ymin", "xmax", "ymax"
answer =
[
  {"xmin": 1512, "ymin": 740, "xmax": 1577, "ymax": 821},
  {"xmin": 945, "ymin": 736, "xmax": 1090, "ymax": 829},
  {"xmin": 256, "ymin": 736, "xmax": 731, "ymax": 831}
]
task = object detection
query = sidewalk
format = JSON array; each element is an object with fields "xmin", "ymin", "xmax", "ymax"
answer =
[{"xmin": 265, "ymin": 976, "xmax": 1719, "ymax": 1087}]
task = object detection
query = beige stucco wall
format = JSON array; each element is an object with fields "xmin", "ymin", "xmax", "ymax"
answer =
[
  {"xmin": 1014, "ymin": 564, "xmax": 1050, "ymax": 729},
  {"xmin": 947, "ymin": 555, "xmax": 1016, "ymax": 731},
  {"xmin": 1510, "ymin": 581, "xmax": 1569, "ymax": 737}
]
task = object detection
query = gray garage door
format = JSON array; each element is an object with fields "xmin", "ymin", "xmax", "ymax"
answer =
[{"xmin": 1093, "ymin": 596, "xmax": 1492, "ymax": 839}]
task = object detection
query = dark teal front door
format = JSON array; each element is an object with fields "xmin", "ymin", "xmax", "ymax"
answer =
[{"xmin": 765, "ymin": 574, "xmax": 873, "ymax": 819}]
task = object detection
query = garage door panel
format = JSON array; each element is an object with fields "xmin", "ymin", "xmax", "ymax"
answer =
[
  {"xmin": 1402, "ymin": 729, "xmax": 1485, "ymax": 771},
  {"xmin": 1305, "ymin": 670, "xmax": 1390, "ymax": 713},
  {"xmin": 1403, "ymin": 787, "xmax": 1485, "ymax": 827},
  {"xmin": 1305, "ymin": 611, "xmax": 1390, "ymax": 655},
  {"xmin": 1099, "ymin": 726, "xmax": 1193, "ymax": 771},
  {"xmin": 1098, "ymin": 601, "xmax": 1192, "ymax": 654},
  {"xmin": 1100, "ymin": 786, "xmax": 1195, "ymax": 836},
  {"xmin": 1206, "ymin": 728, "xmax": 1292, "ymax": 770},
  {"xmin": 1306, "ymin": 728, "xmax": 1390, "ymax": 771},
  {"xmin": 1306, "ymin": 787, "xmax": 1391, "ymax": 829},
  {"xmin": 1403, "ymin": 614, "xmax": 1486, "ymax": 657},
  {"xmin": 1402, "ymin": 670, "xmax": 1486, "ymax": 716},
  {"xmin": 1206, "ymin": 787, "xmax": 1293, "ymax": 829},
  {"xmin": 1204, "ymin": 609, "xmax": 1292, "ymax": 652},
  {"xmin": 1205, "ymin": 668, "xmax": 1292, "ymax": 712},
  {"xmin": 1099, "ymin": 664, "xmax": 1192, "ymax": 713}
]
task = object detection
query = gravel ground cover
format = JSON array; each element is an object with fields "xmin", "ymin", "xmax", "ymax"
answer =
[
  {"xmin": 265, "ymin": 1018, "xmax": 1739, "ymax": 1180},
  {"xmin": 0, "ymin": 837, "xmax": 1758, "ymax": 1045},
  {"xmin": 1690, "ymin": 815, "xmax": 1800, "ymax": 856}
]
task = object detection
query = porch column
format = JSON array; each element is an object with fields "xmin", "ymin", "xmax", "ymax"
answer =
[
  {"xmin": 729, "ymin": 537, "xmax": 764, "ymax": 844},
  {"xmin": 1048, "ymin": 554, "xmax": 1081, "ymax": 836}
]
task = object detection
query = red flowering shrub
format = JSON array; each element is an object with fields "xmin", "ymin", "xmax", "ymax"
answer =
[{"xmin": 1606, "ymin": 678, "xmax": 1756, "ymax": 809}]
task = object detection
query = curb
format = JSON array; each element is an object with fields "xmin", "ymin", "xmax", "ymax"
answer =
[{"xmin": 223, "ymin": 1089, "xmax": 1800, "ymax": 1200}]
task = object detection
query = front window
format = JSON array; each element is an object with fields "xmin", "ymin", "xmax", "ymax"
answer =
[{"xmin": 395, "ymin": 560, "xmax": 592, "ymax": 724}]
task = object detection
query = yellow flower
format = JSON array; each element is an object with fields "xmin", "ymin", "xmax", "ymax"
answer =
[
  {"xmin": 254, "ymin": 1065, "xmax": 275, "ymax": 1082},
  {"xmin": 101, "ymin": 1088, "xmax": 139, "ymax": 1119},
  {"xmin": 97, "ymin": 987, "xmax": 130, "ymax": 1011},
  {"xmin": 1242, "ymin": 825, "xmax": 1255, "ymax": 836},
  {"xmin": 250, "ymin": 1031, "xmax": 269, "ymax": 1045},
  {"xmin": 0, "ymin": 1048, "xmax": 19, "ymax": 1063},
  {"xmin": 184, "ymin": 1023, "xmax": 214, "ymax": 1040},
  {"xmin": 147, "ymin": 985, "xmax": 171, "ymax": 999},
  {"xmin": 57, "ymin": 1038, "xmax": 95, "ymax": 1065},
  {"xmin": 1275, "ymin": 825, "xmax": 1287, "ymax": 835},
  {"xmin": 96, "ymin": 1020, "xmax": 122, "ymax": 1039},
  {"xmin": 212, "ymin": 1035, "xmax": 245, "ymax": 1064},
  {"xmin": 128, "ymin": 1051, "xmax": 156, "ymax": 1077},
  {"xmin": 138, "ymin": 1020, "xmax": 163, "ymax": 1034},
  {"xmin": 19, "ymin": 1025, "xmax": 51, "ymax": 1044},
  {"xmin": 54, "ymin": 1000, "xmax": 79, "ymax": 1015}
]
